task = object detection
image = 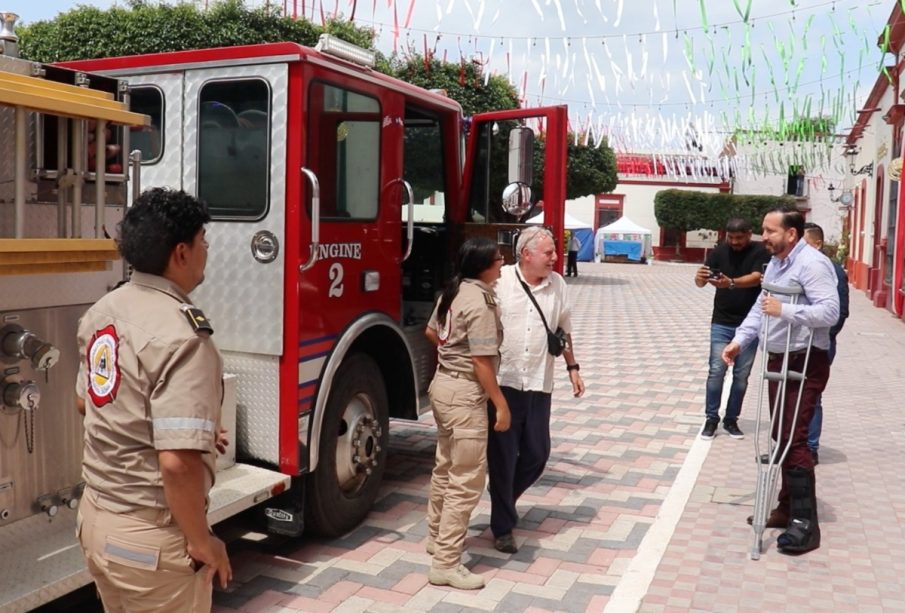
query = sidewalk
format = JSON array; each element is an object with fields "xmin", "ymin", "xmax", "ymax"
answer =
[
  {"xmin": 211, "ymin": 261, "xmax": 905, "ymax": 612},
  {"xmin": 639, "ymin": 277, "xmax": 905, "ymax": 612}
]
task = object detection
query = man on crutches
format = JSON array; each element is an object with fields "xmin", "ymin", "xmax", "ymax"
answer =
[{"xmin": 722, "ymin": 206, "xmax": 839, "ymax": 555}]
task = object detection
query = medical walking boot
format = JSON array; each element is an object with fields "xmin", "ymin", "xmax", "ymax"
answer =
[{"xmin": 777, "ymin": 467, "xmax": 820, "ymax": 555}]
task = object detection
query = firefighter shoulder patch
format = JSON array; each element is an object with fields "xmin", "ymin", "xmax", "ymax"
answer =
[
  {"xmin": 483, "ymin": 292, "xmax": 497, "ymax": 307},
  {"xmin": 180, "ymin": 304, "xmax": 214, "ymax": 335},
  {"xmin": 87, "ymin": 324, "xmax": 121, "ymax": 407}
]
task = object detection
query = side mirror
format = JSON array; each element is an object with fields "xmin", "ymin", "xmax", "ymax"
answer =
[
  {"xmin": 507, "ymin": 126, "xmax": 534, "ymax": 186},
  {"xmin": 501, "ymin": 182, "xmax": 532, "ymax": 217}
]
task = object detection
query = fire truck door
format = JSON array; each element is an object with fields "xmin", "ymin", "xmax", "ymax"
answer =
[
  {"xmin": 462, "ymin": 107, "xmax": 568, "ymax": 273},
  {"xmin": 181, "ymin": 64, "xmax": 289, "ymax": 356},
  {"xmin": 298, "ymin": 75, "xmax": 404, "ymax": 338}
]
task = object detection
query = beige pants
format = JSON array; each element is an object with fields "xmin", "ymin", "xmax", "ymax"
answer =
[
  {"xmin": 427, "ymin": 372, "xmax": 489, "ymax": 569},
  {"xmin": 77, "ymin": 489, "xmax": 212, "ymax": 612}
]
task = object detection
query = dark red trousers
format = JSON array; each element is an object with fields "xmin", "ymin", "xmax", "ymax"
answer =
[
  {"xmin": 767, "ymin": 348, "xmax": 830, "ymax": 470},
  {"xmin": 767, "ymin": 349, "xmax": 830, "ymax": 506}
]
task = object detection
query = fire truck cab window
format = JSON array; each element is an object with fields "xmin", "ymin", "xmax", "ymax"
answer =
[
  {"xmin": 467, "ymin": 120, "xmax": 540, "ymax": 223},
  {"xmin": 129, "ymin": 86, "xmax": 163, "ymax": 164},
  {"xmin": 403, "ymin": 108, "xmax": 445, "ymax": 222},
  {"xmin": 198, "ymin": 79, "xmax": 270, "ymax": 219},
  {"xmin": 308, "ymin": 82, "xmax": 380, "ymax": 220}
]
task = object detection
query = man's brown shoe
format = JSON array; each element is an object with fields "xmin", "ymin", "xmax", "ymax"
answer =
[
  {"xmin": 493, "ymin": 533, "xmax": 518, "ymax": 553},
  {"xmin": 747, "ymin": 508, "xmax": 789, "ymax": 528}
]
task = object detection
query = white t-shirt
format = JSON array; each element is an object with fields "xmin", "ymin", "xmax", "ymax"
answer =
[{"xmin": 495, "ymin": 264, "xmax": 572, "ymax": 393}]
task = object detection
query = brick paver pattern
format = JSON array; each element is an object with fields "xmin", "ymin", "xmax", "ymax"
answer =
[{"xmin": 209, "ymin": 262, "xmax": 905, "ymax": 613}]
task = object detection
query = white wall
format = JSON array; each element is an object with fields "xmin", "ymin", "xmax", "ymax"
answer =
[{"xmin": 565, "ymin": 194, "xmax": 595, "ymax": 227}]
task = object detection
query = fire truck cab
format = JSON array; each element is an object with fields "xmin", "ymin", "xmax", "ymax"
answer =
[{"xmin": 0, "ymin": 26, "xmax": 566, "ymax": 610}]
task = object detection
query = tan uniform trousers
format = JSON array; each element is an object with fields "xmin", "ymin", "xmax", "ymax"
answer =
[
  {"xmin": 77, "ymin": 488, "xmax": 212, "ymax": 613},
  {"xmin": 427, "ymin": 371, "xmax": 489, "ymax": 570}
]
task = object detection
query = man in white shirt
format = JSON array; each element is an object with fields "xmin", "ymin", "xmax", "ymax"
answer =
[{"xmin": 488, "ymin": 226, "xmax": 586, "ymax": 553}]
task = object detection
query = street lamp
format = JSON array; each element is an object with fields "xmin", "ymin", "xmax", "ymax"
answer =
[
  {"xmin": 844, "ymin": 146, "xmax": 873, "ymax": 177},
  {"xmin": 827, "ymin": 183, "xmax": 853, "ymax": 207}
]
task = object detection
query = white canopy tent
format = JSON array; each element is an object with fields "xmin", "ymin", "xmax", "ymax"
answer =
[
  {"xmin": 594, "ymin": 216, "xmax": 653, "ymax": 263},
  {"xmin": 527, "ymin": 212, "xmax": 595, "ymax": 261},
  {"xmin": 526, "ymin": 211, "xmax": 591, "ymax": 229}
]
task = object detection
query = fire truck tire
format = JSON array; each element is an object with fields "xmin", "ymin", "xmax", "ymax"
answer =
[{"xmin": 305, "ymin": 353, "xmax": 389, "ymax": 537}]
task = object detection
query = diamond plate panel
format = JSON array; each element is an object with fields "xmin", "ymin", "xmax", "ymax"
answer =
[
  {"xmin": 183, "ymin": 63, "xmax": 288, "ymax": 356},
  {"xmin": 222, "ymin": 351, "xmax": 281, "ymax": 465},
  {"xmin": 121, "ymin": 73, "xmax": 184, "ymax": 191},
  {"xmin": 0, "ymin": 512, "xmax": 92, "ymax": 612}
]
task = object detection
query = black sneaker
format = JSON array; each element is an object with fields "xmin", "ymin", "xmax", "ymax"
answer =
[
  {"xmin": 700, "ymin": 419, "xmax": 718, "ymax": 440},
  {"xmin": 723, "ymin": 420, "xmax": 745, "ymax": 439}
]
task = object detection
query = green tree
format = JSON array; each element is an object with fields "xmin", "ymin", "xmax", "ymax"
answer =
[
  {"xmin": 565, "ymin": 137, "xmax": 618, "ymax": 198},
  {"xmin": 16, "ymin": 0, "xmax": 376, "ymax": 63},
  {"xmin": 392, "ymin": 55, "xmax": 616, "ymax": 199},
  {"xmin": 389, "ymin": 54, "xmax": 519, "ymax": 115}
]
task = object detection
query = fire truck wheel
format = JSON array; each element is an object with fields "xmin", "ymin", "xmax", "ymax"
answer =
[{"xmin": 306, "ymin": 353, "xmax": 389, "ymax": 537}]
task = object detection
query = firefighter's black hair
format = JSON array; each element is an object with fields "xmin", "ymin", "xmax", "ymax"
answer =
[
  {"xmin": 117, "ymin": 187, "xmax": 211, "ymax": 275},
  {"xmin": 436, "ymin": 236, "xmax": 500, "ymax": 327}
]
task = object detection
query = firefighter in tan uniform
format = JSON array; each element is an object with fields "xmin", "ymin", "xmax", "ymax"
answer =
[
  {"xmin": 75, "ymin": 188, "xmax": 231, "ymax": 612},
  {"xmin": 424, "ymin": 237, "xmax": 511, "ymax": 590}
]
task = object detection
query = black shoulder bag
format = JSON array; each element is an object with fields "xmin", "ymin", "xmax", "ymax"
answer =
[{"xmin": 516, "ymin": 271, "xmax": 567, "ymax": 357}]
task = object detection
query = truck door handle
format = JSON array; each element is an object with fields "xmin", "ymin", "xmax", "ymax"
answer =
[
  {"xmin": 300, "ymin": 167, "xmax": 321, "ymax": 272},
  {"xmin": 398, "ymin": 179, "xmax": 414, "ymax": 262},
  {"xmin": 129, "ymin": 149, "xmax": 142, "ymax": 207}
]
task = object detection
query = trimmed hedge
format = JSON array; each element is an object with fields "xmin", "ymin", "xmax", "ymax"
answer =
[{"xmin": 654, "ymin": 189, "xmax": 796, "ymax": 233}]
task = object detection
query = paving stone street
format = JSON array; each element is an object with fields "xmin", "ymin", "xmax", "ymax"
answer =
[{"xmin": 209, "ymin": 261, "xmax": 905, "ymax": 613}]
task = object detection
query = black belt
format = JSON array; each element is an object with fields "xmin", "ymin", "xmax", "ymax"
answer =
[{"xmin": 438, "ymin": 366, "xmax": 477, "ymax": 381}]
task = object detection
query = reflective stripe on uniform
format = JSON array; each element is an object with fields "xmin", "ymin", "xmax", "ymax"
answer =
[
  {"xmin": 152, "ymin": 417, "xmax": 216, "ymax": 433},
  {"xmin": 103, "ymin": 541, "xmax": 159, "ymax": 566}
]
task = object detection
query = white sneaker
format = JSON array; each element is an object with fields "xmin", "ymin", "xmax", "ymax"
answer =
[{"xmin": 428, "ymin": 564, "xmax": 485, "ymax": 590}]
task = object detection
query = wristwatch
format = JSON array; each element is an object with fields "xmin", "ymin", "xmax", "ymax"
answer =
[
  {"xmin": 566, "ymin": 363, "xmax": 580, "ymax": 372},
  {"xmin": 728, "ymin": 278, "xmax": 736, "ymax": 290}
]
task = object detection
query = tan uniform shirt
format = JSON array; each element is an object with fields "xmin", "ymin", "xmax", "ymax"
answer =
[
  {"xmin": 76, "ymin": 272, "xmax": 223, "ymax": 513},
  {"xmin": 427, "ymin": 279, "xmax": 502, "ymax": 375}
]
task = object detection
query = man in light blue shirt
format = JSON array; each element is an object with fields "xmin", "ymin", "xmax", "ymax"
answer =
[{"xmin": 722, "ymin": 205, "xmax": 839, "ymax": 556}]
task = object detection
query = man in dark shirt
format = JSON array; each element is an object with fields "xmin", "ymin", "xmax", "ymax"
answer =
[
  {"xmin": 694, "ymin": 218, "xmax": 771, "ymax": 440},
  {"xmin": 803, "ymin": 222, "xmax": 849, "ymax": 464}
]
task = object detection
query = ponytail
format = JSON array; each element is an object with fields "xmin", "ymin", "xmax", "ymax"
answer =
[{"xmin": 436, "ymin": 273, "xmax": 462, "ymax": 327}]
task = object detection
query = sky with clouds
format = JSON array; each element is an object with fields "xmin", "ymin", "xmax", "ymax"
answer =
[{"xmin": 4, "ymin": 0, "xmax": 893, "ymax": 171}]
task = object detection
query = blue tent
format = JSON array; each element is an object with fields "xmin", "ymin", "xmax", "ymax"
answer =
[{"xmin": 573, "ymin": 227, "xmax": 595, "ymax": 261}]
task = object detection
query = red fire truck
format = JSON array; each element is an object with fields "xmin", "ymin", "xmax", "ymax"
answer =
[{"xmin": 0, "ymin": 26, "xmax": 566, "ymax": 610}]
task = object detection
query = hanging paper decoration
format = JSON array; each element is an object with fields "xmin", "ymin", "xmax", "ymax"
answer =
[{"xmin": 330, "ymin": 0, "xmax": 881, "ymax": 178}]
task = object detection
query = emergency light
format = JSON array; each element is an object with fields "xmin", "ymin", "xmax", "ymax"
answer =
[{"xmin": 315, "ymin": 34, "xmax": 376, "ymax": 68}]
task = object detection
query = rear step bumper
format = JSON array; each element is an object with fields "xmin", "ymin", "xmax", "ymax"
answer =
[{"xmin": 0, "ymin": 463, "xmax": 289, "ymax": 612}]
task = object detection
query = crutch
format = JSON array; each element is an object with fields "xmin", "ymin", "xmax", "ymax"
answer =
[{"xmin": 749, "ymin": 281, "xmax": 815, "ymax": 561}]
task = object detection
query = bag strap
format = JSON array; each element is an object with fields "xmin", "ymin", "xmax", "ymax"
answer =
[{"xmin": 515, "ymin": 267, "xmax": 552, "ymax": 333}]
